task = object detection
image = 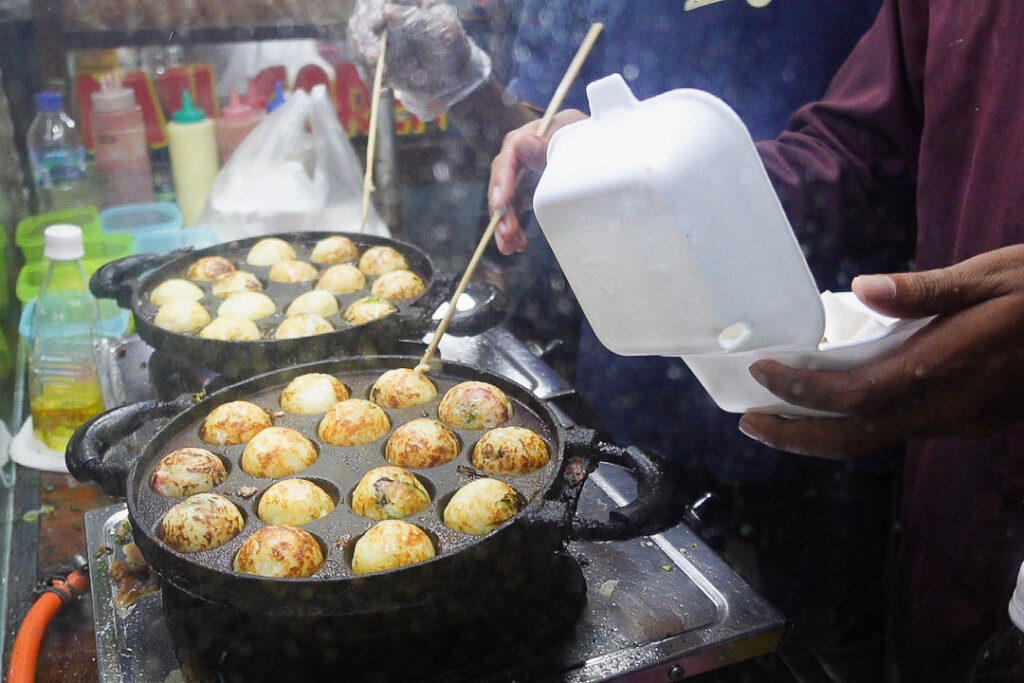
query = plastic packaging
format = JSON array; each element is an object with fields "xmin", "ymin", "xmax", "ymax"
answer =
[
  {"xmin": 91, "ymin": 71, "xmax": 154, "ymax": 208},
  {"xmin": 971, "ymin": 562, "xmax": 1024, "ymax": 681},
  {"xmin": 27, "ymin": 225, "xmax": 105, "ymax": 452},
  {"xmin": 533, "ymin": 75, "xmax": 932, "ymax": 416},
  {"xmin": 167, "ymin": 90, "xmax": 219, "ymax": 226},
  {"xmin": 216, "ymin": 88, "xmax": 263, "ymax": 165},
  {"xmin": 27, "ymin": 92, "xmax": 92, "ymax": 212}
]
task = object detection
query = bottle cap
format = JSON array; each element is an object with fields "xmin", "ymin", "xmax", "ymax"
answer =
[
  {"xmin": 91, "ymin": 71, "xmax": 137, "ymax": 112},
  {"xmin": 43, "ymin": 224, "xmax": 85, "ymax": 261},
  {"xmin": 173, "ymin": 90, "xmax": 206, "ymax": 124},
  {"xmin": 1010, "ymin": 561, "xmax": 1024, "ymax": 632},
  {"xmin": 266, "ymin": 82, "xmax": 286, "ymax": 113},
  {"xmin": 221, "ymin": 88, "xmax": 257, "ymax": 120},
  {"xmin": 241, "ymin": 78, "xmax": 268, "ymax": 111},
  {"xmin": 34, "ymin": 91, "xmax": 63, "ymax": 113}
]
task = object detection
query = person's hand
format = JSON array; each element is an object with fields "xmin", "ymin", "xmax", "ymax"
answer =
[
  {"xmin": 737, "ymin": 245, "xmax": 1024, "ymax": 458},
  {"xmin": 347, "ymin": 0, "xmax": 491, "ymax": 121},
  {"xmin": 488, "ymin": 110, "xmax": 588, "ymax": 255}
]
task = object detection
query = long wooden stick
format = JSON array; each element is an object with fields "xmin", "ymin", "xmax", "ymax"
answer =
[
  {"xmin": 415, "ymin": 22, "xmax": 604, "ymax": 373},
  {"xmin": 360, "ymin": 30, "xmax": 388, "ymax": 233}
]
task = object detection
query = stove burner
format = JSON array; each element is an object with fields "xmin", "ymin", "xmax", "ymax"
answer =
[{"xmin": 161, "ymin": 551, "xmax": 587, "ymax": 683}]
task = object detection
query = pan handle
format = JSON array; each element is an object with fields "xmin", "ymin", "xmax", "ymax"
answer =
[
  {"xmin": 65, "ymin": 395, "xmax": 194, "ymax": 498},
  {"xmin": 407, "ymin": 274, "xmax": 507, "ymax": 337},
  {"xmin": 90, "ymin": 250, "xmax": 187, "ymax": 307},
  {"xmin": 560, "ymin": 427, "xmax": 680, "ymax": 542}
]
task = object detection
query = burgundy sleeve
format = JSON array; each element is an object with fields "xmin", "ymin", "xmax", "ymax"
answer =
[{"xmin": 756, "ymin": 0, "xmax": 924, "ymax": 286}]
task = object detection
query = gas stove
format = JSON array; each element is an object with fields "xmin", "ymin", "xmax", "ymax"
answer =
[{"xmin": 85, "ymin": 332, "xmax": 784, "ymax": 681}]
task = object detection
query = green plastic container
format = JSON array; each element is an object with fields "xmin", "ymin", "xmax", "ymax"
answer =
[
  {"xmin": 18, "ymin": 231, "xmax": 133, "ymax": 265},
  {"xmin": 15, "ymin": 206, "xmax": 101, "ymax": 251},
  {"xmin": 15, "ymin": 257, "xmax": 112, "ymax": 305},
  {"xmin": 0, "ymin": 227, "xmax": 8, "ymax": 317}
]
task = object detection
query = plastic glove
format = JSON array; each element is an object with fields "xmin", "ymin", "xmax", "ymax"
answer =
[{"xmin": 348, "ymin": 0, "xmax": 491, "ymax": 120}]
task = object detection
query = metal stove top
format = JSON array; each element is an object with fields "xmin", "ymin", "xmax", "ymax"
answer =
[{"xmin": 87, "ymin": 332, "xmax": 783, "ymax": 681}]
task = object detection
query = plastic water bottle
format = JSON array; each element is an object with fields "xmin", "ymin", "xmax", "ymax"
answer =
[
  {"xmin": 28, "ymin": 224, "xmax": 105, "ymax": 452},
  {"xmin": 27, "ymin": 92, "xmax": 92, "ymax": 212}
]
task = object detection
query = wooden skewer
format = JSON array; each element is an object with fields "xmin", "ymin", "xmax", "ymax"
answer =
[
  {"xmin": 361, "ymin": 29, "xmax": 388, "ymax": 233},
  {"xmin": 414, "ymin": 22, "xmax": 604, "ymax": 374}
]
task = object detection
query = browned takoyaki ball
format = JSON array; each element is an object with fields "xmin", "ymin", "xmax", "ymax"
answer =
[
  {"xmin": 311, "ymin": 235, "xmax": 359, "ymax": 264},
  {"xmin": 317, "ymin": 399, "xmax": 391, "ymax": 446},
  {"xmin": 370, "ymin": 270, "xmax": 425, "ymax": 300},
  {"xmin": 257, "ymin": 479, "xmax": 335, "ymax": 526},
  {"xmin": 187, "ymin": 256, "xmax": 236, "ymax": 281},
  {"xmin": 438, "ymin": 381, "xmax": 513, "ymax": 430},
  {"xmin": 234, "ymin": 525, "xmax": 324, "ymax": 578},
  {"xmin": 351, "ymin": 520, "xmax": 434, "ymax": 575},
  {"xmin": 246, "ymin": 237, "xmax": 297, "ymax": 266},
  {"xmin": 369, "ymin": 368, "xmax": 437, "ymax": 409},
  {"xmin": 279, "ymin": 373, "xmax": 349, "ymax": 414},
  {"xmin": 201, "ymin": 401, "xmax": 272, "ymax": 446},
  {"xmin": 211, "ymin": 271, "xmax": 263, "ymax": 298},
  {"xmin": 241, "ymin": 427, "xmax": 318, "ymax": 478},
  {"xmin": 351, "ymin": 466, "xmax": 431, "ymax": 520},
  {"xmin": 161, "ymin": 493, "xmax": 243, "ymax": 552},
  {"xmin": 471, "ymin": 427, "xmax": 550, "ymax": 475},
  {"xmin": 268, "ymin": 259, "xmax": 318, "ymax": 283},
  {"xmin": 443, "ymin": 478, "xmax": 524, "ymax": 535},
  {"xmin": 358, "ymin": 246, "xmax": 408, "ymax": 276},
  {"xmin": 151, "ymin": 448, "xmax": 227, "ymax": 497},
  {"xmin": 385, "ymin": 418, "xmax": 460, "ymax": 469}
]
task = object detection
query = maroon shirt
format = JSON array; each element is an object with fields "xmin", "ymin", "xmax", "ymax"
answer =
[{"xmin": 756, "ymin": 0, "xmax": 1024, "ymax": 679}]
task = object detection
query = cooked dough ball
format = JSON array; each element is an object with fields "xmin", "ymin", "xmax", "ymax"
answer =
[
  {"xmin": 472, "ymin": 427, "xmax": 550, "ymax": 475},
  {"xmin": 187, "ymin": 256, "xmax": 235, "ymax": 281},
  {"xmin": 280, "ymin": 373, "xmax": 349, "ymax": 414},
  {"xmin": 351, "ymin": 466, "xmax": 431, "ymax": 520},
  {"xmin": 151, "ymin": 448, "xmax": 227, "ymax": 497},
  {"xmin": 438, "ymin": 381, "xmax": 513, "ymax": 430},
  {"xmin": 358, "ymin": 246, "xmax": 408, "ymax": 276},
  {"xmin": 444, "ymin": 478, "xmax": 524, "ymax": 535},
  {"xmin": 275, "ymin": 314, "xmax": 334, "ymax": 339},
  {"xmin": 311, "ymin": 235, "xmax": 359, "ymax": 264},
  {"xmin": 202, "ymin": 401, "xmax": 272, "ymax": 445},
  {"xmin": 257, "ymin": 479, "xmax": 335, "ymax": 525},
  {"xmin": 234, "ymin": 525, "xmax": 323, "ymax": 578},
  {"xmin": 246, "ymin": 237, "xmax": 296, "ymax": 266},
  {"xmin": 216, "ymin": 292, "xmax": 276, "ymax": 321},
  {"xmin": 370, "ymin": 270, "xmax": 425, "ymax": 300},
  {"xmin": 161, "ymin": 493, "xmax": 243, "ymax": 552},
  {"xmin": 370, "ymin": 368, "xmax": 437, "ymax": 409},
  {"xmin": 317, "ymin": 399, "xmax": 390, "ymax": 446},
  {"xmin": 286, "ymin": 290, "xmax": 339, "ymax": 317},
  {"xmin": 316, "ymin": 264, "xmax": 366, "ymax": 295},
  {"xmin": 344, "ymin": 296, "xmax": 397, "ymax": 325},
  {"xmin": 241, "ymin": 426, "xmax": 318, "ymax": 478},
  {"xmin": 199, "ymin": 315, "xmax": 261, "ymax": 341},
  {"xmin": 269, "ymin": 259, "xmax": 318, "ymax": 283},
  {"xmin": 351, "ymin": 520, "xmax": 435, "ymax": 575},
  {"xmin": 150, "ymin": 279, "xmax": 205, "ymax": 307},
  {"xmin": 211, "ymin": 270, "xmax": 263, "ymax": 298},
  {"xmin": 385, "ymin": 418, "xmax": 460, "ymax": 469},
  {"xmin": 154, "ymin": 299, "xmax": 211, "ymax": 333}
]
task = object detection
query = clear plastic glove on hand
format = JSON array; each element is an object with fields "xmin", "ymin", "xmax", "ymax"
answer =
[{"xmin": 348, "ymin": 0, "xmax": 491, "ymax": 120}]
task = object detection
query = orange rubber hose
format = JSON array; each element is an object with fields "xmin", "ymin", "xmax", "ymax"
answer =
[{"xmin": 7, "ymin": 568, "xmax": 90, "ymax": 683}]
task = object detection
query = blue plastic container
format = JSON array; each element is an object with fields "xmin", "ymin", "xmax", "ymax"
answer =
[
  {"xmin": 19, "ymin": 297, "xmax": 130, "ymax": 340},
  {"xmin": 100, "ymin": 202, "xmax": 183, "ymax": 237},
  {"xmin": 132, "ymin": 228, "xmax": 219, "ymax": 255}
]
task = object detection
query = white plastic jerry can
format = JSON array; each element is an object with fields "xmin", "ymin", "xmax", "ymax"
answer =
[{"xmin": 533, "ymin": 75, "xmax": 930, "ymax": 416}]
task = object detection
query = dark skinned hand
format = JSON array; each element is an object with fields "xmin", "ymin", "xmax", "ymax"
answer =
[{"xmin": 738, "ymin": 244, "xmax": 1024, "ymax": 459}]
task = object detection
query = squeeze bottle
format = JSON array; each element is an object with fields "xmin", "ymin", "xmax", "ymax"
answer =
[
  {"xmin": 91, "ymin": 71, "xmax": 154, "ymax": 207},
  {"xmin": 216, "ymin": 88, "xmax": 262, "ymax": 165},
  {"xmin": 26, "ymin": 92, "xmax": 92, "ymax": 212},
  {"xmin": 167, "ymin": 90, "xmax": 219, "ymax": 226},
  {"xmin": 28, "ymin": 225, "xmax": 105, "ymax": 451}
]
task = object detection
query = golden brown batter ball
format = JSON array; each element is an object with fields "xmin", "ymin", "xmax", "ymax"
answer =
[
  {"xmin": 199, "ymin": 315, "xmax": 262, "ymax": 341},
  {"xmin": 385, "ymin": 418, "xmax": 460, "ymax": 469},
  {"xmin": 351, "ymin": 520, "xmax": 435, "ymax": 575},
  {"xmin": 187, "ymin": 256, "xmax": 236, "ymax": 281},
  {"xmin": 343, "ymin": 296, "xmax": 397, "ymax": 325},
  {"xmin": 201, "ymin": 400, "xmax": 272, "ymax": 446},
  {"xmin": 472, "ymin": 427, "xmax": 550, "ymax": 475},
  {"xmin": 317, "ymin": 399, "xmax": 391, "ymax": 446},
  {"xmin": 233, "ymin": 525, "xmax": 323, "ymax": 578},
  {"xmin": 358, "ymin": 246, "xmax": 408, "ymax": 276},
  {"xmin": 246, "ymin": 237, "xmax": 297, "ymax": 266},
  {"xmin": 268, "ymin": 259, "xmax": 319, "ymax": 283},
  {"xmin": 351, "ymin": 466, "xmax": 431, "ymax": 520},
  {"xmin": 151, "ymin": 448, "xmax": 227, "ymax": 497},
  {"xmin": 257, "ymin": 479, "xmax": 335, "ymax": 525},
  {"xmin": 311, "ymin": 235, "xmax": 359, "ymax": 264},
  {"xmin": 161, "ymin": 493, "xmax": 243, "ymax": 552},
  {"xmin": 280, "ymin": 373, "xmax": 349, "ymax": 414},
  {"xmin": 286, "ymin": 290, "xmax": 339, "ymax": 317},
  {"xmin": 443, "ymin": 478, "xmax": 524, "ymax": 535},
  {"xmin": 154, "ymin": 299, "xmax": 211, "ymax": 333},
  {"xmin": 370, "ymin": 270, "xmax": 425, "ymax": 300},
  {"xmin": 274, "ymin": 314, "xmax": 334, "ymax": 339},
  {"xmin": 438, "ymin": 381, "xmax": 513, "ymax": 430},
  {"xmin": 315, "ymin": 264, "xmax": 366, "ymax": 295},
  {"xmin": 241, "ymin": 426, "xmax": 318, "ymax": 478},
  {"xmin": 211, "ymin": 270, "xmax": 263, "ymax": 298},
  {"xmin": 369, "ymin": 368, "xmax": 437, "ymax": 409},
  {"xmin": 216, "ymin": 292, "xmax": 276, "ymax": 320},
  {"xmin": 150, "ymin": 278, "xmax": 205, "ymax": 307}
]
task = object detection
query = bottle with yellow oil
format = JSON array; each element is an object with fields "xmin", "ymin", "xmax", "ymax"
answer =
[{"xmin": 28, "ymin": 224, "xmax": 105, "ymax": 452}]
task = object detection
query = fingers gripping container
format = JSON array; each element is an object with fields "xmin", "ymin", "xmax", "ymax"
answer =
[{"xmin": 533, "ymin": 75, "xmax": 930, "ymax": 417}]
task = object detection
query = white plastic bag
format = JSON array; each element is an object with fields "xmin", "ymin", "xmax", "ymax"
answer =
[{"xmin": 208, "ymin": 85, "xmax": 389, "ymax": 239}]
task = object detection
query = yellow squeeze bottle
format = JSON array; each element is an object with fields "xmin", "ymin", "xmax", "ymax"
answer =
[{"xmin": 167, "ymin": 90, "xmax": 219, "ymax": 226}]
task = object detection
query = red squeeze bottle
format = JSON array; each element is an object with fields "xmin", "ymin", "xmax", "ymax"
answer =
[
  {"xmin": 216, "ymin": 88, "xmax": 262, "ymax": 165},
  {"xmin": 91, "ymin": 71, "xmax": 154, "ymax": 207}
]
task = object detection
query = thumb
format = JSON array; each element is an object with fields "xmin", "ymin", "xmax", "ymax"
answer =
[{"xmin": 852, "ymin": 260, "xmax": 998, "ymax": 319}]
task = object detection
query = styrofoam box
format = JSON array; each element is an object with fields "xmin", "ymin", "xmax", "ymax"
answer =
[{"xmin": 533, "ymin": 75, "xmax": 931, "ymax": 416}]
